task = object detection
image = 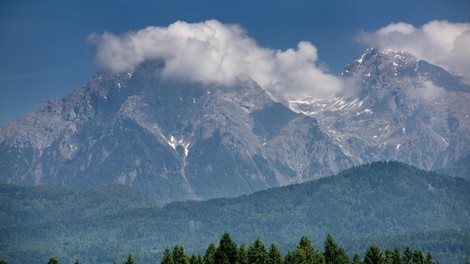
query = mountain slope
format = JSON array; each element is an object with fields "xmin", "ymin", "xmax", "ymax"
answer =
[
  {"xmin": 1, "ymin": 48, "xmax": 469, "ymax": 203},
  {"xmin": 0, "ymin": 61, "xmax": 351, "ymax": 203},
  {"xmin": 290, "ymin": 48, "xmax": 470, "ymax": 178},
  {"xmin": 0, "ymin": 184, "xmax": 156, "ymax": 228},
  {"xmin": 1, "ymin": 162, "xmax": 469, "ymax": 263}
]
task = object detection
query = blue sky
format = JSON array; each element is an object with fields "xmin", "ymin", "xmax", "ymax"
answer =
[{"xmin": 0, "ymin": 0, "xmax": 469, "ymax": 125}]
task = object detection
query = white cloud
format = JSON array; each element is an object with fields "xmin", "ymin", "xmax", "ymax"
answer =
[
  {"xmin": 358, "ymin": 20, "xmax": 470, "ymax": 78},
  {"xmin": 408, "ymin": 80, "xmax": 445, "ymax": 101},
  {"xmin": 88, "ymin": 20, "xmax": 343, "ymax": 102}
]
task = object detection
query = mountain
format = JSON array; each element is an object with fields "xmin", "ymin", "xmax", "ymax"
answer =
[
  {"xmin": 290, "ymin": 47, "xmax": 470, "ymax": 178},
  {"xmin": 1, "ymin": 48, "xmax": 469, "ymax": 203},
  {"xmin": 0, "ymin": 60, "xmax": 351, "ymax": 203},
  {"xmin": 1, "ymin": 162, "xmax": 469, "ymax": 263}
]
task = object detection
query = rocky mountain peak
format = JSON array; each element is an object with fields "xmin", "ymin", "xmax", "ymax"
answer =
[
  {"xmin": 290, "ymin": 48, "xmax": 470, "ymax": 179},
  {"xmin": 0, "ymin": 59, "xmax": 350, "ymax": 202},
  {"xmin": 1, "ymin": 48, "xmax": 469, "ymax": 203},
  {"xmin": 343, "ymin": 47, "xmax": 469, "ymax": 93},
  {"xmin": 342, "ymin": 47, "xmax": 418, "ymax": 78}
]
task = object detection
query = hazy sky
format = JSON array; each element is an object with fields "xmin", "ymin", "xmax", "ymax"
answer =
[{"xmin": 1, "ymin": 0, "xmax": 469, "ymax": 125}]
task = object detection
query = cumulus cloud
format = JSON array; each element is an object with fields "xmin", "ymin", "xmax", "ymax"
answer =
[
  {"xmin": 88, "ymin": 20, "xmax": 343, "ymax": 101},
  {"xmin": 358, "ymin": 20, "xmax": 470, "ymax": 78}
]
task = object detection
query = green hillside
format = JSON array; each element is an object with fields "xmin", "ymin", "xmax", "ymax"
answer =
[
  {"xmin": 0, "ymin": 184, "xmax": 158, "ymax": 228},
  {"xmin": 1, "ymin": 161, "xmax": 469, "ymax": 263}
]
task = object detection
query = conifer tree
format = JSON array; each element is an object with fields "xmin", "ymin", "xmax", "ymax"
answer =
[
  {"xmin": 268, "ymin": 243, "xmax": 282, "ymax": 264},
  {"xmin": 411, "ymin": 250, "xmax": 424, "ymax": 264},
  {"xmin": 402, "ymin": 247, "xmax": 412, "ymax": 264},
  {"xmin": 385, "ymin": 249, "xmax": 394, "ymax": 264},
  {"xmin": 283, "ymin": 251, "xmax": 299, "ymax": 264},
  {"xmin": 323, "ymin": 234, "xmax": 349, "ymax": 264},
  {"xmin": 47, "ymin": 257, "xmax": 60, "ymax": 264},
  {"xmin": 297, "ymin": 236, "xmax": 316, "ymax": 264},
  {"xmin": 317, "ymin": 253, "xmax": 326, "ymax": 264},
  {"xmin": 296, "ymin": 236, "xmax": 324, "ymax": 264},
  {"xmin": 215, "ymin": 233, "xmax": 238, "ymax": 264},
  {"xmin": 364, "ymin": 245, "xmax": 383, "ymax": 264},
  {"xmin": 424, "ymin": 253, "xmax": 433, "ymax": 264},
  {"xmin": 162, "ymin": 247, "xmax": 174, "ymax": 264},
  {"xmin": 392, "ymin": 248, "xmax": 401, "ymax": 264},
  {"xmin": 173, "ymin": 245, "xmax": 190, "ymax": 264},
  {"xmin": 190, "ymin": 255, "xmax": 204, "ymax": 264},
  {"xmin": 204, "ymin": 242, "xmax": 217, "ymax": 264},
  {"xmin": 238, "ymin": 244, "xmax": 248, "ymax": 264},
  {"xmin": 324, "ymin": 234, "xmax": 337, "ymax": 264},
  {"xmin": 247, "ymin": 238, "xmax": 269, "ymax": 264},
  {"xmin": 352, "ymin": 253, "xmax": 362, "ymax": 264},
  {"xmin": 123, "ymin": 254, "xmax": 136, "ymax": 264},
  {"xmin": 336, "ymin": 247, "xmax": 351, "ymax": 264}
]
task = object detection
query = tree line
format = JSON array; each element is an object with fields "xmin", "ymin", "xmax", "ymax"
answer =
[
  {"xmin": 0, "ymin": 233, "xmax": 439, "ymax": 264},
  {"xmin": 156, "ymin": 233, "xmax": 436, "ymax": 264}
]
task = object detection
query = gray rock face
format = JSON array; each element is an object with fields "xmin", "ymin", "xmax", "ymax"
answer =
[
  {"xmin": 289, "ymin": 48, "xmax": 470, "ymax": 178},
  {"xmin": 0, "ymin": 61, "xmax": 351, "ymax": 203},
  {"xmin": 1, "ymin": 48, "xmax": 469, "ymax": 203}
]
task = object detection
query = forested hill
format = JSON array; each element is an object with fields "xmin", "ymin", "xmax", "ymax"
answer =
[
  {"xmin": 1, "ymin": 161, "xmax": 469, "ymax": 263},
  {"xmin": 0, "ymin": 184, "xmax": 157, "ymax": 228}
]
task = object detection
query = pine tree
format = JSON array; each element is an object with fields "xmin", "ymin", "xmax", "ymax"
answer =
[
  {"xmin": 336, "ymin": 247, "xmax": 351, "ymax": 264},
  {"xmin": 411, "ymin": 250, "xmax": 424, "ymax": 264},
  {"xmin": 364, "ymin": 245, "xmax": 383, "ymax": 264},
  {"xmin": 297, "ymin": 236, "xmax": 316, "ymax": 264},
  {"xmin": 238, "ymin": 244, "xmax": 248, "ymax": 264},
  {"xmin": 392, "ymin": 248, "xmax": 401, "ymax": 264},
  {"xmin": 190, "ymin": 255, "xmax": 204, "ymax": 264},
  {"xmin": 284, "ymin": 251, "xmax": 299, "ymax": 264},
  {"xmin": 123, "ymin": 254, "xmax": 136, "ymax": 264},
  {"xmin": 47, "ymin": 257, "xmax": 60, "ymax": 264},
  {"xmin": 215, "ymin": 233, "xmax": 238, "ymax": 264},
  {"xmin": 204, "ymin": 242, "xmax": 217, "ymax": 264},
  {"xmin": 385, "ymin": 249, "xmax": 394, "ymax": 264},
  {"xmin": 247, "ymin": 238, "xmax": 269, "ymax": 264},
  {"xmin": 0, "ymin": 260, "xmax": 7, "ymax": 264},
  {"xmin": 268, "ymin": 243, "xmax": 282, "ymax": 264},
  {"xmin": 173, "ymin": 245, "xmax": 190, "ymax": 264},
  {"xmin": 352, "ymin": 253, "xmax": 362, "ymax": 264},
  {"xmin": 424, "ymin": 253, "xmax": 433, "ymax": 264},
  {"xmin": 162, "ymin": 247, "xmax": 174, "ymax": 264},
  {"xmin": 296, "ymin": 236, "xmax": 324, "ymax": 264},
  {"xmin": 324, "ymin": 234, "xmax": 337, "ymax": 264},
  {"xmin": 317, "ymin": 253, "xmax": 326, "ymax": 264},
  {"xmin": 323, "ymin": 234, "xmax": 349, "ymax": 264},
  {"xmin": 402, "ymin": 247, "xmax": 412, "ymax": 264}
]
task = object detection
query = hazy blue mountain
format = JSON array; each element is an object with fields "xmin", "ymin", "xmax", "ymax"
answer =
[
  {"xmin": 1, "ymin": 48, "xmax": 469, "ymax": 203},
  {"xmin": 1, "ymin": 162, "xmax": 469, "ymax": 263}
]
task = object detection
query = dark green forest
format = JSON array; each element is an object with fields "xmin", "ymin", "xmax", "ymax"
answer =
[
  {"xmin": 1, "ymin": 162, "xmax": 469, "ymax": 263},
  {"xmin": 0, "ymin": 184, "xmax": 157, "ymax": 227},
  {"xmin": 7, "ymin": 233, "xmax": 441, "ymax": 264},
  {"xmin": 154, "ymin": 233, "xmax": 438, "ymax": 264}
]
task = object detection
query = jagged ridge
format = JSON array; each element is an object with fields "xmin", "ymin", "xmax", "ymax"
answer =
[{"xmin": 1, "ymin": 48, "xmax": 469, "ymax": 203}]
